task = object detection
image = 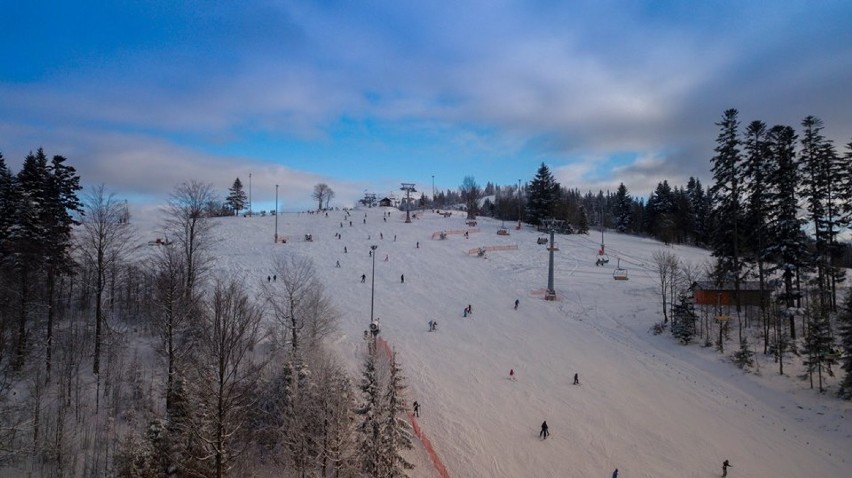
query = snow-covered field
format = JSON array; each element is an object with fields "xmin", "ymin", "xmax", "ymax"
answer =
[{"xmin": 145, "ymin": 207, "xmax": 850, "ymax": 478}]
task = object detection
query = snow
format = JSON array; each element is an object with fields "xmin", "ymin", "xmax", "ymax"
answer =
[{"xmin": 141, "ymin": 208, "xmax": 851, "ymax": 478}]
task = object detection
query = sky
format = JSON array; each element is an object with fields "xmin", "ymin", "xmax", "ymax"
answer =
[{"xmin": 2, "ymin": 0, "xmax": 852, "ymax": 211}]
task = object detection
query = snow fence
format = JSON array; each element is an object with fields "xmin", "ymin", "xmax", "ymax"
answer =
[{"xmin": 375, "ymin": 337, "xmax": 451, "ymax": 478}]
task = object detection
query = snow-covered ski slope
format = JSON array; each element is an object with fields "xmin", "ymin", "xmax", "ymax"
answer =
[{"xmin": 154, "ymin": 208, "xmax": 850, "ymax": 478}]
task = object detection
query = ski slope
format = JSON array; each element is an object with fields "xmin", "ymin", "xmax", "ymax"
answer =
[{"xmin": 146, "ymin": 207, "xmax": 851, "ymax": 478}]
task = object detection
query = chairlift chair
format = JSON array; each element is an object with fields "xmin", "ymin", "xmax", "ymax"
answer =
[
  {"xmin": 613, "ymin": 257, "xmax": 628, "ymax": 280},
  {"xmin": 596, "ymin": 246, "xmax": 609, "ymax": 266}
]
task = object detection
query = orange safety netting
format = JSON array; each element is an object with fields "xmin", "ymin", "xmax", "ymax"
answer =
[{"xmin": 375, "ymin": 338, "xmax": 451, "ymax": 478}]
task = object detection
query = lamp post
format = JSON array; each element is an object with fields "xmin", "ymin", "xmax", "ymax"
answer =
[
  {"xmin": 274, "ymin": 184, "xmax": 279, "ymax": 243},
  {"xmin": 517, "ymin": 179, "xmax": 522, "ymax": 228}
]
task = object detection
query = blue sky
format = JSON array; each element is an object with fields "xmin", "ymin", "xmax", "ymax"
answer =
[{"xmin": 2, "ymin": 0, "xmax": 852, "ymax": 211}]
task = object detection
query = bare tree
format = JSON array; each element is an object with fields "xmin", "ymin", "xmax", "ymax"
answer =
[
  {"xmin": 163, "ymin": 180, "xmax": 217, "ymax": 296},
  {"xmin": 77, "ymin": 185, "xmax": 135, "ymax": 375},
  {"xmin": 263, "ymin": 255, "xmax": 337, "ymax": 354},
  {"xmin": 312, "ymin": 183, "xmax": 331, "ymax": 211},
  {"xmin": 184, "ymin": 279, "xmax": 265, "ymax": 478},
  {"xmin": 325, "ymin": 187, "xmax": 335, "ymax": 210},
  {"xmin": 149, "ymin": 243, "xmax": 197, "ymax": 414},
  {"xmin": 653, "ymin": 249, "xmax": 680, "ymax": 324}
]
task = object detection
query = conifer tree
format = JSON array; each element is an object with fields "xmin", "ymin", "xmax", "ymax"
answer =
[
  {"xmin": 0, "ymin": 153, "xmax": 16, "ymax": 257},
  {"xmin": 612, "ymin": 183, "xmax": 632, "ymax": 233},
  {"xmin": 686, "ymin": 177, "xmax": 710, "ymax": 245},
  {"xmin": 225, "ymin": 177, "xmax": 247, "ymax": 215},
  {"xmin": 379, "ymin": 351, "xmax": 414, "ymax": 477},
  {"xmin": 764, "ymin": 125, "xmax": 807, "ymax": 338},
  {"xmin": 741, "ymin": 120, "xmax": 772, "ymax": 351},
  {"xmin": 576, "ymin": 205, "xmax": 589, "ymax": 234},
  {"xmin": 709, "ymin": 109, "xmax": 745, "ymax": 340},
  {"xmin": 837, "ymin": 288, "xmax": 852, "ymax": 399},
  {"xmin": 525, "ymin": 163, "xmax": 560, "ymax": 225},
  {"xmin": 799, "ymin": 116, "xmax": 833, "ymax": 312},
  {"xmin": 356, "ymin": 346, "xmax": 382, "ymax": 477},
  {"xmin": 799, "ymin": 301, "xmax": 836, "ymax": 393}
]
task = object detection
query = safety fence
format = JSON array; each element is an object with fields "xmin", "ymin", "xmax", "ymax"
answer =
[
  {"xmin": 467, "ymin": 244, "xmax": 519, "ymax": 255},
  {"xmin": 431, "ymin": 228, "xmax": 480, "ymax": 239},
  {"xmin": 375, "ymin": 337, "xmax": 451, "ymax": 478}
]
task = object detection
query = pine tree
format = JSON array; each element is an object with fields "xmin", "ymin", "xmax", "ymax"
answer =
[
  {"xmin": 0, "ymin": 153, "xmax": 18, "ymax": 262},
  {"xmin": 799, "ymin": 302, "xmax": 836, "ymax": 393},
  {"xmin": 576, "ymin": 205, "xmax": 589, "ymax": 234},
  {"xmin": 732, "ymin": 337, "xmax": 755, "ymax": 370},
  {"xmin": 686, "ymin": 177, "xmax": 710, "ymax": 245},
  {"xmin": 741, "ymin": 120, "xmax": 772, "ymax": 352},
  {"xmin": 647, "ymin": 180, "xmax": 675, "ymax": 244},
  {"xmin": 709, "ymin": 109, "xmax": 746, "ymax": 341},
  {"xmin": 799, "ymin": 116, "xmax": 832, "ymax": 313},
  {"xmin": 612, "ymin": 183, "xmax": 632, "ymax": 233},
  {"xmin": 525, "ymin": 163, "xmax": 560, "ymax": 225},
  {"xmin": 764, "ymin": 125, "xmax": 807, "ymax": 338},
  {"xmin": 459, "ymin": 176, "xmax": 481, "ymax": 220},
  {"xmin": 671, "ymin": 295, "xmax": 697, "ymax": 345},
  {"xmin": 356, "ymin": 346, "xmax": 382, "ymax": 477},
  {"xmin": 225, "ymin": 177, "xmax": 247, "ymax": 215},
  {"xmin": 837, "ymin": 288, "xmax": 852, "ymax": 399},
  {"xmin": 379, "ymin": 351, "xmax": 414, "ymax": 477}
]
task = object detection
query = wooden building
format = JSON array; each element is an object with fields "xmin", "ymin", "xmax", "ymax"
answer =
[{"xmin": 692, "ymin": 281, "xmax": 772, "ymax": 307}]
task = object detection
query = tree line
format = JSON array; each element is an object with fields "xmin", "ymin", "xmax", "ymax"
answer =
[{"xmin": 0, "ymin": 152, "xmax": 412, "ymax": 477}]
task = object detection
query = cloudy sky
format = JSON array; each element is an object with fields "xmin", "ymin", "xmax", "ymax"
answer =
[{"xmin": 2, "ymin": 0, "xmax": 851, "ymax": 211}]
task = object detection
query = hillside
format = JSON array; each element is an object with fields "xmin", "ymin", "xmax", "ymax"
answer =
[{"xmin": 154, "ymin": 207, "xmax": 851, "ymax": 478}]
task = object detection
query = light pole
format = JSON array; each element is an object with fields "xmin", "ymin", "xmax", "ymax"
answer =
[
  {"xmin": 432, "ymin": 175, "xmax": 435, "ymax": 206},
  {"xmin": 517, "ymin": 179, "xmax": 522, "ymax": 228},
  {"xmin": 274, "ymin": 184, "xmax": 279, "ymax": 243},
  {"xmin": 248, "ymin": 173, "xmax": 252, "ymax": 217}
]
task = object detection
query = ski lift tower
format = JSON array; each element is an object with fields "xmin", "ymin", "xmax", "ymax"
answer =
[
  {"xmin": 542, "ymin": 218, "xmax": 563, "ymax": 300},
  {"xmin": 400, "ymin": 183, "xmax": 417, "ymax": 223}
]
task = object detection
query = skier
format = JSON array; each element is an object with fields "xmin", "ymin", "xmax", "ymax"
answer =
[
  {"xmin": 369, "ymin": 249, "xmax": 372, "ymax": 257},
  {"xmin": 361, "ymin": 274, "xmax": 366, "ymax": 283},
  {"xmin": 273, "ymin": 275, "xmax": 276, "ymax": 282},
  {"xmin": 394, "ymin": 234, "xmax": 397, "ymax": 241},
  {"xmin": 612, "ymin": 469, "xmax": 618, "ymax": 478},
  {"xmin": 539, "ymin": 421, "xmax": 549, "ymax": 439},
  {"xmin": 413, "ymin": 401, "xmax": 420, "ymax": 417},
  {"xmin": 431, "ymin": 320, "xmax": 437, "ymax": 331},
  {"xmin": 514, "ymin": 299, "xmax": 519, "ymax": 310},
  {"xmin": 384, "ymin": 254, "xmax": 389, "ymax": 262},
  {"xmin": 428, "ymin": 320, "xmax": 434, "ymax": 331},
  {"xmin": 336, "ymin": 260, "xmax": 340, "ymax": 268},
  {"xmin": 463, "ymin": 308, "xmax": 468, "ymax": 318},
  {"xmin": 267, "ymin": 276, "xmax": 271, "ymax": 282},
  {"xmin": 509, "ymin": 369, "xmax": 515, "ymax": 381},
  {"xmin": 344, "ymin": 246, "xmax": 347, "ymax": 253},
  {"xmin": 416, "ymin": 241, "xmax": 420, "ymax": 248},
  {"xmin": 573, "ymin": 373, "xmax": 579, "ymax": 385},
  {"xmin": 401, "ymin": 274, "xmax": 405, "ymax": 283},
  {"xmin": 467, "ymin": 304, "xmax": 472, "ymax": 315},
  {"xmin": 380, "ymin": 232, "xmax": 383, "ymax": 240},
  {"xmin": 722, "ymin": 459, "xmax": 731, "ymax": 477}
]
